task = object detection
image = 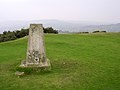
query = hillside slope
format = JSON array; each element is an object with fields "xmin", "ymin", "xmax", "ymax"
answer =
[{"xmin": 0, "ymin": 33, "xmax": 120, "ymax": 90}]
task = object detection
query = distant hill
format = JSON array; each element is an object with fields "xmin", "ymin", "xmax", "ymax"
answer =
[
  {"xmin": 0, "ymin": 20, "xmax": 120, "ymax": 33},
  {"xmin": 79, "ymin": 23, "xmax": 120, "ymax": 32}
]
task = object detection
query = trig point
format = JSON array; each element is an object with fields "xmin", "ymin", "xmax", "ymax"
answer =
[{"xmin": 20, "ymin": 24, "xmax": 50, "ymax": 68}]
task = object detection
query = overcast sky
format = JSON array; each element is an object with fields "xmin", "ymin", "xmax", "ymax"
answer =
[{"xmin": 0, "ymin": 0, "xmax": 120, "ymax": 23}]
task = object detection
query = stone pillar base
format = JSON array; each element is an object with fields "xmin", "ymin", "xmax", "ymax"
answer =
[{"xmin": 20, "ymin": 59, "xmax": 51, "ymax": 68}]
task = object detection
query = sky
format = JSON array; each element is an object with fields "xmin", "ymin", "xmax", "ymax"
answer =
[{"xmin": 0, "ymin": 0, "xmax": 120, "ymax": 23}]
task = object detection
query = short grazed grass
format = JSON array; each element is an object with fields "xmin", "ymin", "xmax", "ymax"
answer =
[{"xmin": 0, "ymin": 33, "xmax": 120, "ymax": 90}]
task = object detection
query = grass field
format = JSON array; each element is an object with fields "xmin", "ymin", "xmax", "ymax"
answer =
[{"xmin": 0, "ymin": 33, "xmax": 120, "ymax": 90}]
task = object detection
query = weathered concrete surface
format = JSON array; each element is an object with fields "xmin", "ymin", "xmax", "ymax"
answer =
[{"xmin": 20, "ymin": 24, "xmax": 50, "ymax": 67}]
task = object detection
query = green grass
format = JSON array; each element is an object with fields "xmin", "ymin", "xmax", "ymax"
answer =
[{"xmin": 0, "ymin": 33, "xmax": 120, "ymax": 90}]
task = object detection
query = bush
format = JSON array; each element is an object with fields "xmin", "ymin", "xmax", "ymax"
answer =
[
  {"xmin": 92, "ymin": 30, "xmax": 100, "ymax": 33},
  {"xmin": 0, "ymin": 27, "xmax": 58, "ymax": 43},
  {"xmin": 43, "ymin": 27, "xmax": 58, "ymax": 34},
  {"xmin": 93, "ymin": 30, "xmax": 107, "ymax": 33},
  {"xmin": 101, "ymin": 31, "xmax": 107, "ymax": 33}
]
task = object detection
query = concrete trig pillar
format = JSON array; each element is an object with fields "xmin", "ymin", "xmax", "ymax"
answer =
[{"xmin": 21, "ymin": 24, "xmax": 50, "ymax": 68}]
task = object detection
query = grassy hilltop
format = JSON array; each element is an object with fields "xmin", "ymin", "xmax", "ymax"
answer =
[{"xmin": 0, "ymin": 33, "xmax": 120, "ymax": 90}]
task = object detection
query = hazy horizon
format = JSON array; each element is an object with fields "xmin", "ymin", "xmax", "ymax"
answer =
[
  {"xmin": 0, "ymin": 19, "xmax": 120, "ymax": 34},
  {"xmin": 0, "ymin": 0, "xmax": 120, "ymax": 23}
]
